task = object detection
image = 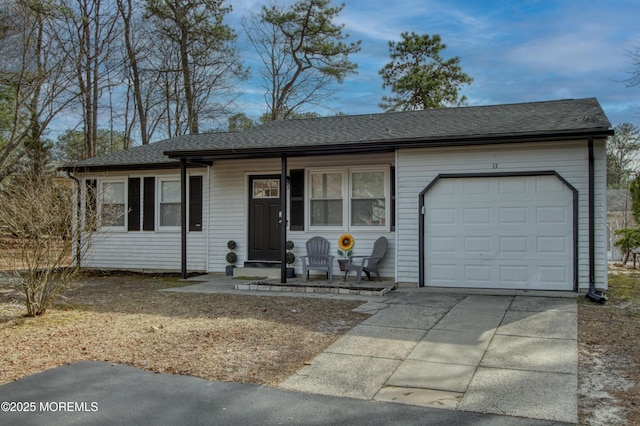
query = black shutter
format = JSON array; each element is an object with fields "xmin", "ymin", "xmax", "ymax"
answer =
[
  {"xmin": 189, "ymin": 175, "xmax": 202, "ymax": 232},
  {"xmin": 289, "ymin": 169, "xmax": 304, "ymax": 231},
  {"xmin": 143, "ymin": 177, "xmax": 155, "ymax": 231},
  {"xmin": 127, "ymin": 178, "xmax": 141, "ymax": 231},
  {"xmin": 390, "ymin": 166, "xmax": 395, "ymax": 232}
]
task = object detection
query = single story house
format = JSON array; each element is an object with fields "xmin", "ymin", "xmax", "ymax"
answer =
[{"xmin": 62, "ymin": 98, "xmax": 612, "ymax": 294}]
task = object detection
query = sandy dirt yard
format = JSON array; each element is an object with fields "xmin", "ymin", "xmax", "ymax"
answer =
[{"xmin": 0, "ymin": 273, "xmax": 368, "ymax": 387}]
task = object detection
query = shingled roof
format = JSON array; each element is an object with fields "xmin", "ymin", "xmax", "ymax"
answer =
[{"xmin": 62, "ymin": 98, "xmax": 612, "ymax": 172}]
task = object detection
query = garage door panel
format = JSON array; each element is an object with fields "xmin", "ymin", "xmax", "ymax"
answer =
[
  {"xmin": 425, "ymin": 175, "xmax": 573, "ymax": 290},
  {"xmin": 499, "ymin": 207, "xmax": 528, "ymax": 223},
  {"xmin": 463, "ymin": 180, "xmax": 490, "ymax": 195},
  {"xmin": 499, "ymin": 236, "xmax": 528, "ymax": 254},
  {"xmin": 463, "ymin": 236, "xmax": 492, "ymax": 253},
  {"xmin": 537, "ymin": 236, "xmax": 568, "ymax": 254},
  {"xmin": 536, "ymin": 206, "xmax": 568, "ymax": 224},
  {"xmin": 464, "ymin": 265, "xmax": 492, "ymax": 283},
  {"xmin": 463, "ymin": 208, "xmax": 491, "ymax": 224},
  {"xmin": 537, "ymin": 266, "xmax": 568, "ymax": 286},
  {"xmin": 499, "ymin": 178, "xmax": 527, "ymax": 195},
  {"xmin": 430, "ymin": 236, "xmax": 456, "ymax": 253},
  {"xmin": 431, "ymin": 264, "xmax": 457, "ymax": 281},
  {"xmin": 428, "ymin": 208, "xmax": 456, "ymax": 224},
  {"xmin": 499, "ymin": 265, "xmax": 529, "ymax": 285}
]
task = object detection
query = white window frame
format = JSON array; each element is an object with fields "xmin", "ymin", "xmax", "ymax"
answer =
[
  {"xmin": 309, "ymin": 168, "xmax": 345, "ymax": 229},
  {"xmin": 307, "ymin": 166, "xmax": 390, "ymax": 232},
  {"xmin": 154, "ymin": 174, "xmax": 204, "ymax": 232},
  {"xmin": 157, "ymin": 176, "xmax": 181, "ymax": 231},
  {"xmin": 349, "ymin": 168, "xmax": 389, "ymax": 230},
  {"xmin": 98, "ymin": 179, "xmax": 127, "ymax": 231}
]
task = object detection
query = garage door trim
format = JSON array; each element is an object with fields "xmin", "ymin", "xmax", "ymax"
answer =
[{"xmin": 418, "ymin": 171, "xmax": 578, "ymax": 290}]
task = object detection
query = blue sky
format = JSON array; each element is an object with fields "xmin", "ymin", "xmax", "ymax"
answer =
[{"xmin": 230, "ymin": 0, "xmax": 640, "ymax": 127}]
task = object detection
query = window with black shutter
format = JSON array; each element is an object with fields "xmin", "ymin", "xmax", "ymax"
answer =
[
  {"xmin": 143, "ymin": 177, "xmax": 155, "ymax": 231},
  {"xmin": 390, "ymin": 166, "xmax": 395, "ymax": 231},
  {"xmin": 128, "ymin": 178, "xmax": 141, "ymax": 231},
  {"xmin": 189, "ymin": 175, "xmax": 203, "ymax": 231},
  {"xmin": 289, "ymin": 169, "xmax": 304, "ymax": 231}
]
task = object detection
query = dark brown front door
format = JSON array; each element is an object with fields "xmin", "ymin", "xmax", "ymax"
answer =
[{"xmin": 248, "ymin": 175, "xmax": 281, "ymax": 261}]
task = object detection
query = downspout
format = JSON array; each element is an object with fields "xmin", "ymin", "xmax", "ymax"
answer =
[
  {"xmin": 586, "ymin": 137, "xmax": 607, "ymax": 304},
  {"xmin": 66, "ymin": 170, "xmax": 82, "ymax": 268}
]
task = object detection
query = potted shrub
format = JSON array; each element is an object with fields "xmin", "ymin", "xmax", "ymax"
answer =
[
  {"xmin": 226, "ymin": 240, "xmax": 237, "ymax": 276},
  {"xmin": 285, "ymin": 240, "xmax": 296, "ymax": 278}
]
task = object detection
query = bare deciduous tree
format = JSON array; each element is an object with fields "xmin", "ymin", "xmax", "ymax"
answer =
[
  {"xmin": 0, "ymin": 0, "xmax": 76, "ymax": 182},
  {"xmin": 56, "ymin": 0, "xmax": 121, "ymax": 159},
  {"xmin": 0, "ymin": 172, "xmax": 99, "ymax": 316}
]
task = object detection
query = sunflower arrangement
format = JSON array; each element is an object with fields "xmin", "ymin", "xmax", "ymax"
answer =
[{"xmin": 337, "ymin": 234, "xmax": 354, "ymax": 258}]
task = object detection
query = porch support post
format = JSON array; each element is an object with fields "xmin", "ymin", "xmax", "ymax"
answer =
[
  {"xmin": 180, "ymin": 158, "xmax": 187, "ymax": 279},
  {"xmin": 280, "ymin": 154, "xmax": 288, "ymax": 283}
]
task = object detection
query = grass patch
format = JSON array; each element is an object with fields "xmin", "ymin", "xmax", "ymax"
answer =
[{"xmin": 606, "ymin": 272, "xmax": 640, "ymax": 305}]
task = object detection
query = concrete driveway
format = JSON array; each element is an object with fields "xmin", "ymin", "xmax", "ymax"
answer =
[
  {"xmin": 280, "ymin": 290, "xmax": 578, "ymax": 424},
  {"xmin": 172, "ymin": 276, "xmax": 579, "ymax": 424},
  {"xmin": 0, "ymin": 276, "xmax": 578, "ymax": 424}
]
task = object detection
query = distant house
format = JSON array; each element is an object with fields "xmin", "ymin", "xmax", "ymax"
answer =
[{"xmin": 61, "ymin": 98, "xmax": 612, "ymax": 292}]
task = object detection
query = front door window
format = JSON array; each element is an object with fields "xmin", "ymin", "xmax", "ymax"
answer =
[{"xmin": 253, "ymin": 179, "xmax": 280, "ymax": 198}]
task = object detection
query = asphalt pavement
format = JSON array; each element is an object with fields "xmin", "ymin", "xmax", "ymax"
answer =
[{"xmin": 0, "ymin": 361, "xmax": 566, "ymax": 425}]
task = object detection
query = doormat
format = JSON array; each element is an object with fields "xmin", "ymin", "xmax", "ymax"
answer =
[{"xmin": 234, "ymin": 281, "xmax": 396, "ymax": 296}]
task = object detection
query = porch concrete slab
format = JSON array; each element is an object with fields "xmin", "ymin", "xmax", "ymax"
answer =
[
  {"xmin": 459, "ymin": 367, "xmax": 578, "ymax": 424},
  {"xmin": 280, "ymin": 352, "xmax": 401, "ymax": 400},
  {"xmin": 408, "ymin": 329, "xmax": 494, "ymax": 366},
  {"xmin": 325, "ymin": 324, "xmax": 426, "ymax": 360},
  {"xmin": 451, "ymin": 295, "xmax": 513, "ymax": 311},
  {"xmin": 481, "ymin": 335, "xmax": 577, "ymax": 374},
  {"xmin": 374, "ymin": 386, "xmax": 463, "ymax": 410},
  {"xmin": 497, "ymin": 311, "xmax": 577, "ymax": 340},
  {"xmin": 509, "ymin": 296, "xmax": 577, "ymax": 313},
  {"xmin": 432, "ymin": 307, "xmax": 506, "ymax": 333},
  {"xmin": 361, "ymin": 304, "xmax": 448, "ymax": 330},
  {"xmin": 386, "ymin": 360, "xmax": 477, "ymax": 393}
]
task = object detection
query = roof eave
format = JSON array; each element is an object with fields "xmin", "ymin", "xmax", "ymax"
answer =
[
  {"xmin": 164, "ymin": 128, "xmax": 614, "ymax": 161},
  {"xmin": 60, "ymin": 161, "xmax": 180, "ymax": 173}
]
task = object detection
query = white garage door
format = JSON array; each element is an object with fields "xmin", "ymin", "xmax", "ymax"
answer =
[{"xmin": 424, "ymin": 175, "xmax": 574, "ymax": 290}]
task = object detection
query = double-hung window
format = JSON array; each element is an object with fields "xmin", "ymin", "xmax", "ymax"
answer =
[
  {"xmin": 310, "ymin": 171, "xmax": 343, "ymax": 226},
  {"xmin": 307, "ymin": 166, "xmax": 389, "ymax": 230},
  {"xmin": 351, "ymin": 170, "xmax": 386, "ymax": 227},
  {"xmin": 100, "ymin": 181, "xmax": 126, "ymax": 228},
  {"xmin": 159, "ymin": 178, "xmax": 181, "ymax": 228}
]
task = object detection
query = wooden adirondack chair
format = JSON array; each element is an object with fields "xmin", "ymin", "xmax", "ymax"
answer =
[
  {"xmin": 344, "ymin": 237, "xmax": 388, "ymax": 284},
  {"xmin": 300, "ymin": 236, "xmax": 334, "ymax": 282}
]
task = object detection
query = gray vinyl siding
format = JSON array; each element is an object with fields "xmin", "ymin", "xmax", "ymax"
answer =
[
  {"xmin": 207, "ymin": 154, "xmax": 397, "ymax": 278},
  {"xmin": 75, "ymin": 138, "xmax": 608, "ymax": 291},
  {"xmin": 396, "ymin": 140, "xmax": 608, "ymax": 290},
  {"xmin": 80, "ymin": 169, "xmax": 208, "ymax": 272}
]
